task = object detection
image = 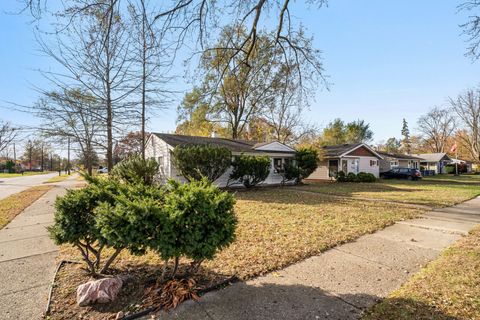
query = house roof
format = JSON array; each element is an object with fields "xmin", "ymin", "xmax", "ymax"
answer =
[
  {"xmin": 377, "ymin": 151, "xmax": 423, "ymax": 161},
  {"xmin": 322, "ymin": 143, "xmax": 383, "ymax": 159},
  {"xmin": 151, "ymin": 133, "xmax": 296, "ymax": 154},
  {"xmin": 414, "ymin": 153, "xmax": 453, "ymax": 162}
]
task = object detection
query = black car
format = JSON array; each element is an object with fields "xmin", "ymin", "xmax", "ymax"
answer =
[{"xmin": 381, "ymin": 168, "xmax": 422, "ymax": 180}]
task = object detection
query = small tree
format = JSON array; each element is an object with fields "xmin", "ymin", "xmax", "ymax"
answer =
[
  {"xmin": 161, "ymin": 179, "xmax": 237, "ymax": 275},
  {"xmin": 281, "ymin": 162, "xmax": 301, "ymax": 185},
  {"xmin": 48, "ymin": 178, "xmax": 123, "ymax": 274},
  {"xmin": 171, "ymin": 144, "xmax": 232, "ymax": 182},
  {"xmin": 111, "ymin": 156, "xmax": 159, "ymax": 185},
  {"xmin": 229, "ymin": 155, "xmax": 271, "ymax": 188},
  {"xmin": 296, "ymin": 147, "xmax": 319, "ymax": 181}
]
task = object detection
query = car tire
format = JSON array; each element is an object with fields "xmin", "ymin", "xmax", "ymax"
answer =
[{"xmin": 407, "ymin": 176, "xmax": 413, "ymax": 181}]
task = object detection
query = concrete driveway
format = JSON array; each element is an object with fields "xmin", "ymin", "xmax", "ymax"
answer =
[{"xmin": 0, "ymin": 173, "xmax": 58, "ymax": 200}]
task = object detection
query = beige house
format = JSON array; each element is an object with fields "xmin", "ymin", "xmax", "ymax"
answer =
[
  {"xmin": 377, "ymin": 151, "xmax": 422, "ymax": 173},
  {"xmin": 144, "ymin": 133, "xmax": 297, "ymax": 187},
  {"xmin": 307, "ymin": 143, "xmax": 383, "ymax": 180}
]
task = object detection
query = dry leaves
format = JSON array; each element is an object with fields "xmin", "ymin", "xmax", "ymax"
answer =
[{"xmin": 143, "ymin": 278, "xmax": 199, "ymax": 311}]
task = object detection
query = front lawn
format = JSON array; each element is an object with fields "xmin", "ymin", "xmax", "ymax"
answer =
[
  {"xmin": 363, "ymin": 225, "xmax": 480, "ymax": 320},
  {"xmin": 0, "ymin": 171, "xmax": 53, "ymax": 178},
  {"xmin": 299, "ymin": 174, "xmax": 480, "ymax": 207},
  {"xmin": 0, "ymin": 185, "xmax": 54, "ymax": 228},
  {"xmin": 51, "ymin": 188, "xmax": 423, "ymax": 319}
]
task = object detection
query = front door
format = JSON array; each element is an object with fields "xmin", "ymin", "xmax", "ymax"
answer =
[{"xmin": 341, "ymin": 159, "xmax": 348, "ymax": 173}]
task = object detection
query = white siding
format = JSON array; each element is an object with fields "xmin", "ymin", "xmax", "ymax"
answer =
[
  {"xmin": 254, "ymin": 142, "xmax": 295, "ymax": 153},
  {"xmin": 358, "ymin": 156, "xmax": 380, "ymax": 177},
  {"xmin": 144, "ymin": 135, "xmax": 173, "ymax": 184},
  {"xmin": 146, "ymin": 135, "xmax": 295, "ymax": 187}
]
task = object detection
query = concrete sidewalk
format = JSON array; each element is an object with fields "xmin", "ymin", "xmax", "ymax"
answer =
[
  {"xmin": 0, "ymin": 175, "xmax": 78, "ymax": 320},
  {"xmin": 158, "ymin": 196, "xmax": 480, "ymax": 320}
]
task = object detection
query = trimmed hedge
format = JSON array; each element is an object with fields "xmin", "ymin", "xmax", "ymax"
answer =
[
  {"xmin": 49, "ymin": 158, "xmax": 237, "ymax": 276},
  {"xmin": 172, "ymin": 144, "xmax": 232, "ymax": 182},
  {"xmin": 229, "ymin": 155, "xmax": 271, "ymax": 188},
  {"xmin": 335, "ymin": 171, "xmax": 376, "ymax": 183}
]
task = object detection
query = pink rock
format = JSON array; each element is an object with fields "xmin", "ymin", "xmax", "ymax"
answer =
[{"xmin": 76, "ymin": 277, "xmax": 123, "ymax": 307}]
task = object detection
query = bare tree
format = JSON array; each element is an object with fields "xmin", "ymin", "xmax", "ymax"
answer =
[
  {"xmin": 417, "ymin": 107, "xmax": 456, "ymax": 153},
  {"xmin": 0, "ymin": 121, "xmax": 17, "ymax": 154},
  {"xmin": 32, "ymin": 89, "xmax": 104, "ymax": 175},
  {"xmin": 459, "ymin": 0, "xmax": 480, "ymax": 60},
  {"xmin": 36, "ymin": 0, "xmax": 137, "ymax": 171},
  {"xmin": 127, "ymin": 0, "xmax": 172, "ymax": 160},
  {"xmin": 19, "ymin": 0, "xmax": 328, "ymax": 93},
  {"xmin": 450, "ymin": 88, "xmax": 480, "ymax": 163}
]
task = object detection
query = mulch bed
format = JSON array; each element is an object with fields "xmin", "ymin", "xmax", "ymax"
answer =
[{"xmin": 48, "ymin": 261, "xmax": 233, "ymax": 319}]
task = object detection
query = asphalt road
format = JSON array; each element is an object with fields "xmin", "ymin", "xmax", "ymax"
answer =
[{"xmin": 0, "ymin": 173, "xmax": 58, "ymax": 200}]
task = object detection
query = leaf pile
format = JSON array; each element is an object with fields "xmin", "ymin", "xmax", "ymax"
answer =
[{"xmin": 143, "ymin": 278, "xmax": 199, "ymax": 311}]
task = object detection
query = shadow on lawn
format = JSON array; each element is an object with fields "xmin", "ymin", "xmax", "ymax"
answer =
[
  {"xmin": 232, "ymin": 184, "xmax": 423, "ymax": 207},
  {"xmin": 154, "ymin": 282, "xmax": 460, "ymax": 320}
]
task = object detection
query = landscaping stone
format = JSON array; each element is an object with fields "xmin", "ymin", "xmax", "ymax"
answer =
[{"xmin": 77, "ymin": 277, "xmax": 124, "ymax": 307}]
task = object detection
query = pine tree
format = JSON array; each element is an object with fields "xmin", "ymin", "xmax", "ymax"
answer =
[{"xmin": 401, "ymin": 118, "xmax": 411, "ymax": 154}]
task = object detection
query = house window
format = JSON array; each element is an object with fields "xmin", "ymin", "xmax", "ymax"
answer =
[
  {"xmin": 390, "ymin": 161, "xmax": 398, "ymax": 168},
  {"xmin": 370, "ymin": 160, "xmax": 377, "ymax": 166}
]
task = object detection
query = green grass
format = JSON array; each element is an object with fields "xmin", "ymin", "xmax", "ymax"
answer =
[
  {"xmin": 0, "ymin": 171, "xmax": 54, "ymax": 178},
  {"xmin": 363, "ymin": 225, "xmax": 480, "ymax": 320},
  {"xmin": 0, "ymin": 186, "xmax": 54, "ymax": 228},
  {"xmin": 299, "ymin": 174, "xmax": 480, "ymax": 208}
]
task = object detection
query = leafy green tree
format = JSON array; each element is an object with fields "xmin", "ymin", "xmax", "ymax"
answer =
[
  {"xmin": 171, "ymin": 145, "xmax": 232, "ymax": 182},
  {"xmin": 319, "ymin": 119, "xmax": 373, "ymax": 145},
  {"xmin": 111, "ymin": 156, "xmax": 159, "ymax": 185},
  {"xmin": 229, "ymin": 155, "xmax": 271, "ymax": 188},
  {"xmin": 383, "ymin": 137, "xmax": 401, "ymax": 153},
  {"xmin": 345, "ymin": 120, "xmax": 373, "ymax": 143},
  {"xmin": 296, "ymin": 147, "xmax": 319, "ymax": 180}
]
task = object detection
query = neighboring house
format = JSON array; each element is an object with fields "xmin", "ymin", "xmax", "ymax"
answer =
[
  {"xmin": 413, "ymin": 153, "xmax": 453, "ymax": 174},
  {"xmin": 451, "ymin": 158, "xmax": 473, "ymax": 173},
  {"xmin": 377, "ymin": 151, "xmax": 423, "ymax": 173},
  {"xmin": 307, "ymin": 143, "xmax": 383, "ymax": 180},
  {"xmin": 144, "ymin": 133, "xmax": 297, "ymax": 187}
]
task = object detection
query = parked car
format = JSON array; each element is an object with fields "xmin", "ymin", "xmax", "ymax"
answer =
[
  {"xmin": 97, "ymin": 167, "xmax": 108, "ymax": 174},
  {"xmin": 380, "ymin": 168, "xmax": 422, "ymax": 180}
]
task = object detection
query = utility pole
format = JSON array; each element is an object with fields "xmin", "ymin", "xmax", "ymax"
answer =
[
  {"xmin": 41, "ymin": 144, "xmax": 44, "ymax": 172},
  {"xmin": 67, "ymin": 137, "xmax": 71, "ymax": 175},
  {"xmin": 50, "ymin": 153, "xmax": 53, "ymax": 171}
]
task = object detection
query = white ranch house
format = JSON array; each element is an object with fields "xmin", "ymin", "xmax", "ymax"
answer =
[
  {"xmin": 307, "ymin": 143, "xmax": 383, "ymax": 180},
  {"xmin": 145, "ymin": 133, "xmax": 297, "ymax": 187}
]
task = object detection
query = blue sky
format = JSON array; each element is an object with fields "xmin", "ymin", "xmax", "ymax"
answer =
[{"xmin": 1, "ymin": 0, "xmax": 479, "ymax": 145}]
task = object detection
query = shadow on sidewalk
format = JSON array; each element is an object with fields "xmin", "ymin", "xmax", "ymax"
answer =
[{"xmin": 156, "ymin": 282, "xmax": 460, "ymax": 320}]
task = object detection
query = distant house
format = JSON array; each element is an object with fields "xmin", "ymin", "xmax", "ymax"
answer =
[
  {"xmin": 377, "ymin": 151, "xmax": 423, "ymax": 173},
  {"xmin": 414, "ymin": 153, "xmax": 453, "ymax": 174},
  {"xmin": 144, "ymin": 133, "xmax": 297, "ymax": 187},
  {"xmin": 451, "ymin": 158, "xmax": 473, "ymax": 173},
  {"xmin": 307, "ymin": 143, "xmax": 383, "ymax": 180}
]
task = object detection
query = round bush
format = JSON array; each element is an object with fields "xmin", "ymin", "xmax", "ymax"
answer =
[
  {"xmin": 162, "ymin": 179, "xmax": 237, "ymax": 261},
  {"xmin": 229, "ymin": 155, "xmax": 271, "ymax": 188}
]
